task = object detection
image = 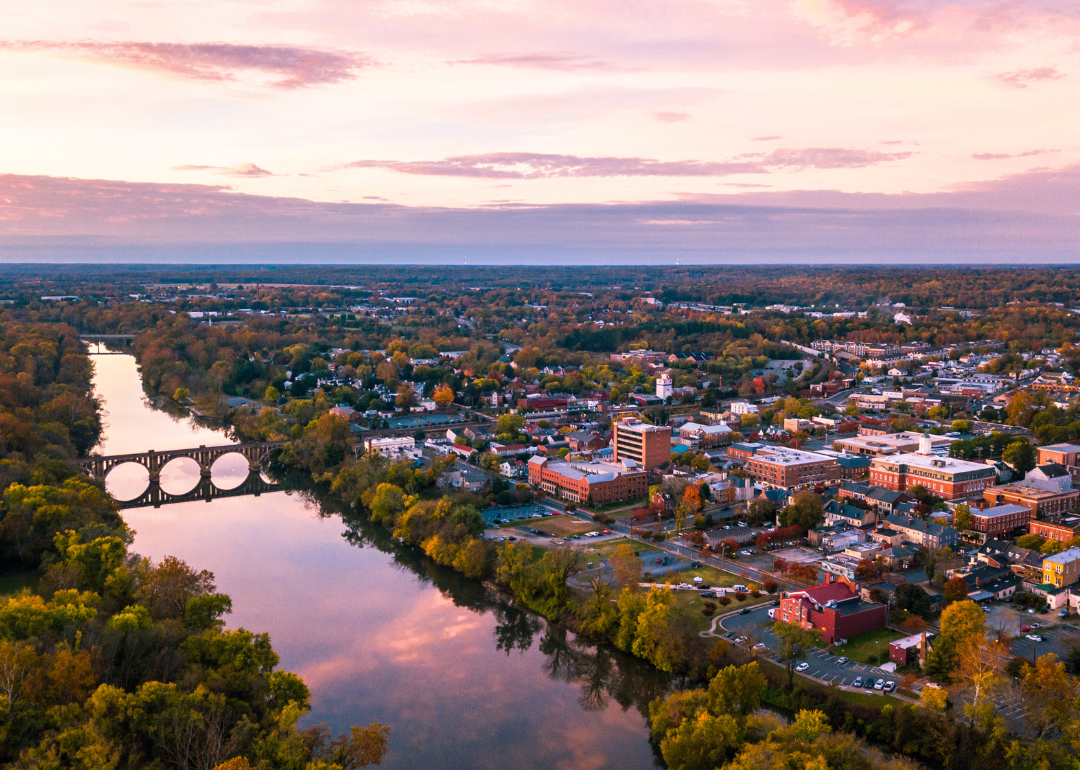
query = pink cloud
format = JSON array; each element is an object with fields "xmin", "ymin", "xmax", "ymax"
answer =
[
  {"xmin": 653, "ymin": 111, "xmax": 690, "ymax": 122},
  {"xmin": 995, "ymin": 67, "xmax": 1065, "ymax": 88},
  {"xmin": 3, "ymin": 166, "xmax": 1080, "ymax": 263},
  {"xmin": 971, "ymin": 149, "xmax": 1055, "ymax": 160},
  {"xmin": 449, "ymin": 52, "xmax": 612, "ymax": 70},
  {"xmin": 1, "ymin": 41, "xmax": 371, "ymax": 88},
  {"xmin": 339, "ymin": 148, "xmax": 911, "ymax": 179},
  {"xmin": 752, "ymin": 135, "xmax": 782, "ymax": 141},
  {"xmin": 172, "ymin": 162, "xmax": 276, "ymax": 177}
]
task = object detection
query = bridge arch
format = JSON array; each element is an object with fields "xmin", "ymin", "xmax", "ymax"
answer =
[
  {"xmin": 157, "ymin": 456, "xmax": 204, "ymax": 496},
  {"xmin": 209, "ymin": 452, "xmax": 252, "ymax": 490},
  {"xmin": 103, "ymin": 462, "xmax": 151, "ymax": 502}
]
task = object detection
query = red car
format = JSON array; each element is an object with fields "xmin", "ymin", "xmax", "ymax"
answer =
[{"xmin": 1021, "ymin": 626, "xmax": 1031, "ymax": 633}]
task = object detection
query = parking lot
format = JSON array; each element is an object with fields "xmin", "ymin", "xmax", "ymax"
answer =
[
  {"xmin": 1007, "ymin": 622, "xmax": 1080, "ymax": 662},
  {"xmin": 719, "ymin": 604, "xmax": 898, "ymax": 693}
]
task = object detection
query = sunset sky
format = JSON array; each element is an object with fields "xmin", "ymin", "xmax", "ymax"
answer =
[{"xmin": 2, "ymin": 0, "xmax": 1078, "ymax": 263}]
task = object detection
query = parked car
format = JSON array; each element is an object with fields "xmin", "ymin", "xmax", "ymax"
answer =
[
  {"xmin": 883, "ymin": 681, "xmax": 897, "ymax": 692},
  {"xmin": 852, "ymin": 677, "xmax": 863, "ymax": 688},
  {"xmin": 1021, "ymin": 626, "xmax": 1031, "ymax": 633},
  {"xmin": 796, "ymin": 662, "xmax": 809, "ymax": 672},
  {"xmin": 739, "ymin": 608, "xmax": 752, "ymax": 615},
  {"xmin": 1061, "ymin": 609, "xmax": 1070, "ymax": 618},
  {"xmin": 753, "ymin": 643, "xmax": 768, "ymax": 651},
  {"xmin": 700, "ymin": 591, "xmax": 716, "ymax": 598},
  {"xmin": 862, "ymin": 678, "xmax": 875, "ymax": 690},
  {"xmin": 836, "ymin": 657, "xmax": 849, "ymax": 666},
  {"xmin": 1026, "ymin": 634, "xmax": 1044, "ymax": 642},
  {"xmin": 723, "ymin": 631, "xmax": 734, "ymax": 639},
  {"xmin": 874, "ymin": 679, "xmax": 884, "ymax": 690},
  {"xmin": 734, "ymin": 636, "xmax": 747, "ymax": 644}
]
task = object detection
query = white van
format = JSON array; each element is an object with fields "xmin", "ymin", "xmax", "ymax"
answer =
[
  {"xmin": 768, "ymin": 608, "xmax": 776, "ymax": 619},
  {"xmin": 733, "ymin": 584, "xmax": 749, "ymax": 592}
]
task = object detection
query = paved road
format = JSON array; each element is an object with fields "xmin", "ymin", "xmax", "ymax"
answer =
[{"xmin": 720, "ymin": 604, "xmax": 899, "ymax": 690}]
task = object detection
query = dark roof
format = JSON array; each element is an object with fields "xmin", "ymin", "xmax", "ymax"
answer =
[
  {"xmin": 868, "ymin": 488, "xmax": 904, "ymax": 505},
  {"xmin": 1034, "ymin": 463, "xmax": 1071, "ymax": 478}
]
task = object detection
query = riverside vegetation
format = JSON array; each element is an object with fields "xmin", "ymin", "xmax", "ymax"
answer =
[{"xmin": 0, "ymin": 311, "xmax": 389, "ymax": 768}]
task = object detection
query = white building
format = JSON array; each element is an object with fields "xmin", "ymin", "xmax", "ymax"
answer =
[
  {"xmin": 364, "ymin": 436, "xmax": 419, "ymax": 460},
  {"xmin": 656, "ymin": 372, "xmax": 673, "ymax": 400},
  {"xmin": 730, "ymin": 402, "xmax": 759, "ymax": 416}
]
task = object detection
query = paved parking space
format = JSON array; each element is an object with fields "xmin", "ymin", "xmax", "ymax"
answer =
[
  {"xmin": 717, "ymin": 604, "xmax": 898, "ymax": 692},
  {"xmin": 771, "ymin": 547, "xmax": 821, "ymax": 564},
  {"xmin": 1008, "ymin": 623, "xmax": 1080, "ymax": 662}
]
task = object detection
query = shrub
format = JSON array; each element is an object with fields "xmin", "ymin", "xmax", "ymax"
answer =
[{"xmin": 734, "ymin": 591, "xmax": 747, "ymax": 602}]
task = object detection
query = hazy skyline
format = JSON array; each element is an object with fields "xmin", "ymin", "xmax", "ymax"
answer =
[{"xmin": 2, "ymin": 0, "xmax": 1078, "ymax": 262}]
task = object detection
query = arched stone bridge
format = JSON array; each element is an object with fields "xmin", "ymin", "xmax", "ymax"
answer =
[
  {"xmin": 114, "ymin": 469, "xmax": 282, "ymax": 510},
  {"xmin": 76, "ymin": 441, "xmax": 287, "ymax": 482}
]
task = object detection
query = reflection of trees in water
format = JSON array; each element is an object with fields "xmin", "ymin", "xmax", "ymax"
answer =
[{"xmin": 310, "ymin": 487, "xmax": 673, "ymax": 723}]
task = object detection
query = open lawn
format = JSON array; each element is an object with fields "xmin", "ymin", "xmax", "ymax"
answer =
[
  {"xmin": 579, "ymin": 537, "xmax": 636, "ymax": 560},
  {"xmin": 676, "ymin": 590, "xmax": 774, "ymax": 632},
  {"xmin": 503, "ymin": 515, "xmax": 599, "ymax": 536},
  {"xmin": 831, "ymin": 628, "xmax": 908, "ymax": 664}
]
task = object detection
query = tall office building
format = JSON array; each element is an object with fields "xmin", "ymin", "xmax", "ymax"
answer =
[{"xmin": 612, "ymin": 418, "xmax": 672, "ymax": 471}]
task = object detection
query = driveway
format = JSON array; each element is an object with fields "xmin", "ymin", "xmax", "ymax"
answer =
[{"xmin": 717, "ymin": 604, "xmax": 899, "ymax": 691}]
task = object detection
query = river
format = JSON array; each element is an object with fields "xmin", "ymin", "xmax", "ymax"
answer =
[{"xmin": 90, "ymin": 354, "xmax": 668, "ymax": 770}]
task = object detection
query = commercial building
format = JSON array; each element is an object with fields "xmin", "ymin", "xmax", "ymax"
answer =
[
  {"xmin": 1030, "ymin": 515, "xmax": 1080, "ymax": 544},
  {"xmin": 1037, "ymin": 444, "xmax": 1080, "ymax": 485},
  {"xmin": 889, "ymin": 632, "xmax": 935, "ymax": 667},
  {"xmin": 364, "ymin": 436, "xmax": 417, "ymax": 458},
  {"xmin": 882, "ymin": 513, "xmax": 958, "ymax": 550},
  {"xmin": 777, "ymin": 580, "xmax": 888, "ymax": 644},
  {"xmin": 742, "ymin": 446, "xmax": 840, "ymax": 489},
  {"xmin": 982, "ymin": 483, "xmax": 1078, "ymax": 518},
  {"xmin": 612, "ymin": 418, "xmax": 672, "ymax": 471},
  {"xmin": 729, "ymin": 402, "xmax": 759, "ymax": 416},
  {"xmin": 869, "ymin": 435, "xmax": 995, "ymax": 500},
  {"xmin": 676, "ymin": 421, "xmax": 733, "ymax": 449},
  {"xmin": 970, "ymin": 504, "xmax": 1032, "ymax": 539},
  {"xmin": 833, "ymin": 431, "xmax": 954, "ymax": 457},
  {"xmin": 527, "ymin": 456, "xmax": 648, "ymax": 506},
  {"xmin": 1042, "ymin": 548, "xmax": 1080, "ymax": 589}
]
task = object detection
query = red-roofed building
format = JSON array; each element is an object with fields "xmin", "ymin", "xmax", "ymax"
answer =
[{"xmin": 777, "ymin": 578, "xmax": 888, "ymax": 644}]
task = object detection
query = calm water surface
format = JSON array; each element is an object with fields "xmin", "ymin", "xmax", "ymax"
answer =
[{"xmin": 91, "ymin": 354, "xmax": 667, "ymax": 770}]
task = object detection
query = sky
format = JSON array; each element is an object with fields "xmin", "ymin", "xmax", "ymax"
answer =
[{"xmin": 1, "ymin": 0, "xmax": 1078, "ymax": 264}]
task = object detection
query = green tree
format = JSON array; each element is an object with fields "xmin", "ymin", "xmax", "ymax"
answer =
[
  {"xmin": 1003, "ymin": 440, "xmax": 1037, "ymax": 477},
  {"xmin": 773, "ymin": 621, "xmax": 821, "ymax": 687},
  {"xmin": 706, "ymin": 662, "xmax": 766, "ymax": 723},
  {"xmin": 779, "ymin": 492, "xmax": 823, "ymax": 532},
  {"xmin": 659, "ymin": 711, "xmax": 742, "ymax": 770},
  {"xmin": 609, "ymin": 544, "xmax": 642, "ymax": 590},
  {"xmin": 952, "ymin": 504, "xmax": 973, "ymax": 533}
]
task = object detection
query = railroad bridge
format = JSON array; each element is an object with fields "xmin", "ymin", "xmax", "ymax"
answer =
[{"xmin": 76, "ymin": 441, "xmax": 287, "ymax": 482}]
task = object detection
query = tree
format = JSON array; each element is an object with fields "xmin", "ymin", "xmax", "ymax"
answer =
[
  {"xmin": 395, "ymin": 384, "xmax": 416, "ymax": 408},
  {"xmin": 954, "ymin": 635, "xmax": 1008, "ymax": 727},
  {"xmin": 433, "ymin": 383, "xmax": 455, "ymax": 408},
  {"xmin": 659, "ymin": 710, "xmax": 742, "ymax": 770},
  {"xmin": 263, "ymin": 385, "xmax": 280, "ymax": 404},
  {"xmin": 943, "ymin": 576, "xmax": 970, "ymax": 603},
  {"xmin": 773, "ymin": 621, "xmax": 821, "ymax": 688},
  {"xmin": 609, "ymin": 544, "xmax": 642, "ymax": 590},
  {"xmin": 779, "ymin": 492, "xmax": 823, "ymax": 532},
  {"xmin": 940, "ymin": 600, "xmax": 985, "ymax": 645},
  {"xmin": 1016, "ymin": 533, "xmax": 1045, "ymax": 551},
  {"xmin": 173, "ymin": 387, "xmax": 191, "ymax": 403},
  {"xmin": 952, "ymin": 505, "xmax": 972, "ymax": 533},
  {"xmin": 1019, "ymin": 652, "xmax": 1079, "ymax": 740},
  {"xmin": 920, "ymin": 684, "xmax": 949, "ymax": 712},
  {"xmin": 854, "ymin": 559, "xmax": 879, "ymax": 580},
  {"xmin": 747, "ymin": 499, "xmax": 774, "ymax": 527},
  {"xmin": 1003, "ymin": 440, "xmax": 1037, "ymax": 477},
  {"xmin": 706, "ymin": 662, "xmax": 766, "ymax": 723},
  {"xmin": 895, "ymin": 583, "xmax": 932, "ymax": 617},
  {"xmin": 682, "ymin": 485, "xmax": 703, "ymax": 513},
  {"xmin": 1006, "ymin": 391, "xmax": 1036, "ymax": 427}
]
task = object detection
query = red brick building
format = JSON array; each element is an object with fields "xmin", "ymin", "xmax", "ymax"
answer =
[
  {"xmin": 983, "ymin": 483, "xmax": 1078, "ymax": 519},
  {"xmin": 869, "ymin": 446, "xmax": 995, "ymax": 501},
  {"xmin": 742, "ymin": 446, "xmax": 840, "ymax": 489},
  {"xmin": 612, "ymin": 418, "xmax": 672, "ymax": 471},
  {"xmin": 1030, "ymin": 515, "xmax": 1080, "ymax": 544},
  {"xmin": 970, "ymin": 503, "xmax": 1032, "ymax": 539},
  {"xmin": 777, "ymin": 579, "xmax": 888, "ymax": 644},
  {"xmin": 527, "ymin": 456, "xmax": 647, "ymax": 505}
]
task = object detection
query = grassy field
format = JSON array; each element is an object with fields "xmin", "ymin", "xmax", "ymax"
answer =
[
  {"xmin": 831, "ymin": 628, "xmax": 908, "ymax": 663},
  {"xmin": 501, "ymin": 515, "xmax": 600, "ymax": 536},
  {"xmin": 0, "ymin": 571, "xmax": 37, "ymax": 596},
  {"xmin": 676, "ymin": 589, "xmax": 775, "ymax": 632}
]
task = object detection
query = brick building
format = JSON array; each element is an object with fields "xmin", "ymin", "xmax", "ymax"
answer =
[
  {"xmin": 869, "ymin": 435, "xmax": 995, "ymax": 501},
  {"xmin": 1030, "ymin": 515, "xmax": 1080, "ymax": 544},
  {"xmin": 983, "ymin": 483, "xmax": 1078, "ymax": 519},
  {"xmin": 1037, "ymin": 444, "xmax": 1080, "ymax": 486},
  {"xmin": 739, "ymin": 445, "xmax": 840, "ymax": 489},
  {"xmin": 527, "ymin": 456, "xmax": 647, "ymax": 505},
  {"xmin": 612, "ymin": 418, "xmax": 672, "ymax": 471},
  {"xmin": 777, "ymin": 579, "xmax": 888, "ymax": 644},
  {"xmin": 970, "ymin": 503, "xmax": 1032, "ymax": 539}
]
